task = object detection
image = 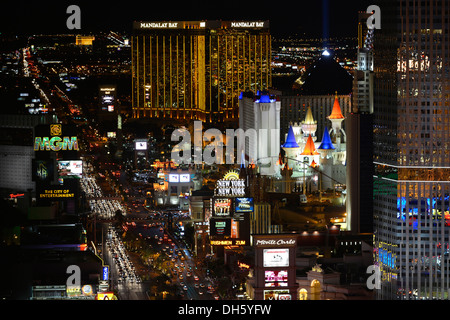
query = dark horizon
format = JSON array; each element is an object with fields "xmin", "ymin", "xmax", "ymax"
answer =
[{"xmin": 1, "ymin": 0, "xmax": 372, "ymax": 38}]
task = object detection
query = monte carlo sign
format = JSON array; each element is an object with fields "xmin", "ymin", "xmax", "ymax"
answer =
[{"xmin": 34, "ymin": 124, "xmax": 79, "ymax": 152}]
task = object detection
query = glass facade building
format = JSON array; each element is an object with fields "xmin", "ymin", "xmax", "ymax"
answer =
[
  {"xmin": 132, "ymin": 21, "xmax": 272, "ymax": 124},
  {"xmin": 373, "ymin": 0, "xmax": 450, "ymax": 299}
]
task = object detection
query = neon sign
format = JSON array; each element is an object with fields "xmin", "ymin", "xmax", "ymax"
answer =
[
  {"xmin": 215, "ymin": 170, "xmax": 245, "ymax": 197},
  {"xmin": 10, "ymin": 193, "xmax": 25, "ymax": 199},
  {"xmin": 34, "ymin": 136, "xmax": 79, "ymax": 151},
  {"xmin": 34, "ymin": 124, "xmax": 79, "ymax": 152}
]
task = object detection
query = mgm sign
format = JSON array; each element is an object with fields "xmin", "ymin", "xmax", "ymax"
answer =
[{"xmin": 34, "ymin": 124, "xmax": 79, "ymax": 152}]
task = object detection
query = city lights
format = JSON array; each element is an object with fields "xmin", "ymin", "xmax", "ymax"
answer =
[{"xmin": 1, "ymin": 1, "xmax": 449, "ymax": 311}]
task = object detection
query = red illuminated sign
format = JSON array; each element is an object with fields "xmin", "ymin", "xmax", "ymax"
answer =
[{"xmin": 10, "ymin": 193, "xmax": 25, "ymax": 199}]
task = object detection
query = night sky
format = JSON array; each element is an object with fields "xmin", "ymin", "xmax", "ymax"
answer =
[{"xmin": 1, "ymin": 0, "xmax": 373, "ymax": 38}]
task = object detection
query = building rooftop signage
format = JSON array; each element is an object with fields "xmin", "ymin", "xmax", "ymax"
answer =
[
  {"xmin": 138, "ymin": 22, "xmax": 180, "ymax": 29},
  {"xmin": 134, "ymin": 20, "xmax": 269, "ymax": 30},
  {"xmin": 230, "ymin": 21, "xmax": 267, "ymax": 28},
  {"xmin": 254, "ymin": 236, "xmax": 297, "ymax": 247}
]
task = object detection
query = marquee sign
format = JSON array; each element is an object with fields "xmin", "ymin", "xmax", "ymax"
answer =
[
  {"xmin": 214, "ymin": 170, "xmax": 245, "ymax": 197},
  {"xmin": 39, "ymin": 188, "xmax": 75, "ymax": 199},
  {"xmin": 210, "ymin": 239, "xmax": 247, "ymax": 246}
]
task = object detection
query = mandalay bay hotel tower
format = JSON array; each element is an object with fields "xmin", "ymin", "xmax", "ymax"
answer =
[
  {"xmin": 373, "ymin": 0, "xmax": 450, "ymax": 299},
  {"xmin": 131, "ymin": 20, "xmax": 272, "ymax": 125}
]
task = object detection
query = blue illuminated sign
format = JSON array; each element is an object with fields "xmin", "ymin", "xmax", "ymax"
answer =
[
  {"xmin": 103, "ymin": 266, "xmax": 109, "ymax": 281},
  {"xmin": 235, "ymin": 198, "xmax": 254, "ymax": 213}
]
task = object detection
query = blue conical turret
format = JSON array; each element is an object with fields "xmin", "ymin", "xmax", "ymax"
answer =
[
  {"xmin": 282, "ymin": 125, "xmax": 300, "ymax": 148},
  {"xmin": 318, "ymin": 126, "xmax": 335, "ymax": 150}
]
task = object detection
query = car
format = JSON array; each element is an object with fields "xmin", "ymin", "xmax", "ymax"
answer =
[
  {"xmin": 194, "ymin": 276, "xmax": 199, "ymax": 281},
  {"xmin": 183, "ymin": 286, "xmax": 188, "ymax": 291}
]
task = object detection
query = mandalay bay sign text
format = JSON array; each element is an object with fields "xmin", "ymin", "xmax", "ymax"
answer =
[{"xmin": 230, "ymin": 21, "xmax": 268, "ymax": 28}]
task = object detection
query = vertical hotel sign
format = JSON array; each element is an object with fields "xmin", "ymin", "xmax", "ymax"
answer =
[{"xmin": 34, "ymin": 124, "xmax": 79, "ymax": 152}]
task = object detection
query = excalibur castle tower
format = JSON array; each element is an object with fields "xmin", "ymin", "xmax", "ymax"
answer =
[{"xmin": 132, "ymin": 21, "xmax": 272, "ymax": 125}]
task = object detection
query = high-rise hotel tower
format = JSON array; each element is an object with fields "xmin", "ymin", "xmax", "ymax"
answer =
[
  {"xmin": 131, "ymin": 21, "xmax": 272, "ymax": 125},
  {"xmin": 346, "ymin": 11, "xmax": 374, "ymax": 235},
  {"xmin": 373, "ymin": 0, "xmax": 450, "ymax": 299}
]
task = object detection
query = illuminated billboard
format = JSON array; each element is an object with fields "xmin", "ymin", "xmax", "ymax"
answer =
[
  {"xmin": 210, "ymin": 219, "xmax": 231, "ymax": 236},
  {"xmin": 99, "ymin": 85, "xmax": 116, "ymax": 113},
  {"xmin": 180, "ymin": 174, "xmax": 190, "ymax": 183},
  {"xmin": 95, "ymin": 292, "xmax": 117, "ymax": 300},
  {"xmin": 58, "ymin": 160, "xmax": 83, "ymax": 179},
  {"xmin": 235, "ymin": 197, "xmax": 254, "ymax": 213},
  {"xmin": 135, "ymin": 141, "xmax": 148, "ymax": 151},
  {"xmin": 264, "ymin": 290, "xmax": 291, "ymax": 300},
  {"xmin": 169, "ymin": 174, "xmax": 179, "ymax": 183},
  {"xmin": 102, "ymin": 266, "xmax": 109, "ymax": 281},
  {"xmin": 39, "ymin": 188, "xmax": 76, "ymax": 199},
  {"xmin": 32, "ymin": 159, "xmax": 54, "ymax": 182},
  {"xmin": 210, "ymin": 239, "xmax": 247, "ymax": 246},
  {"xmin": 263, "ymin": 249, "xmax": 289, "ymax": 267},
  {"xmin": 37, "ymin": 184, "xmax": 77, "ymax": 200},
  {"xmin": 265, "ymin": 270, "xmax": 288, "ymax": 287},
  {"xmin": 213, "ymin": 198, "xmax": 232, "ymax": 218}
]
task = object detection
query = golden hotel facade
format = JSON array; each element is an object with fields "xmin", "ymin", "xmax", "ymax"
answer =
[{"xmin": 132, "ymin": 20, "xmax": 272, "ymax": 124}]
